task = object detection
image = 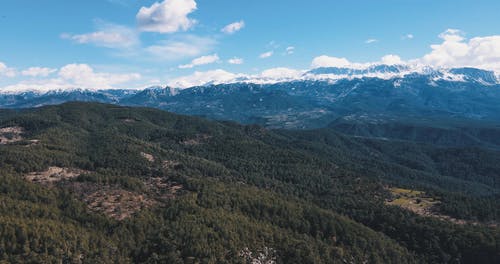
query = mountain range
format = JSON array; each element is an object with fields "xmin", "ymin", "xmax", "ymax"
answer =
[{"xmin": 1, "ymin": 66, "xmax": 499, "ymax": 128}]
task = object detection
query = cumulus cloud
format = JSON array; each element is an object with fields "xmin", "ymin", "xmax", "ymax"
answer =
[
  {"xmin": 259, "ymin": 51, "xmax": 273, "ymax": 59},
  {"xmin": 221, "ymin": 20, "xmax": 245, "ymax": 34},
  {"xmin": 137, "ymin": 0, "xmax": 197, "ymax": 33},
  {"xmin": 145, "ymin": 35, "xmax": 216, "ymax": 61},
  {"xmin": 311, "ymin": 55, "xmax": 406, "ymax": 69},
  {"xmin": 260, "ymin": 67, "xmax": 303, "ymax": 79},
  {"xmin": 286, "ymin": 46, "xmax": 295, "ymax": 55},
  {"xmin": 0, "ymin": 63, "xmax": 7, "ymax": 74},
  {"xmin": 0, "ymin": 62, "xmax": 17, "ymax": 78},
  {"xmin": 179, "ymin": 54, "xmax": 219, "ymax": 68},
  {"xmin": 381, "ymin": 54, "xmax": 403, "ymax": 65},
  {"xmin": 311, "ymin": 55, "xmax": 352, "ymax": 68},
  {"xmin": 6, "ymin": 29, "xmax": 500, "ymax": 93},
  {"xmin": 167, "ymin": 69, "xmax": 238, "ymax": 88},
  {"xmin": 21, "ymin": 67, "xmax": 57, "ymax": 77},
  {"xmin": 311, "ymin": 30, "xmax": 500, "ymax": 72},
  {"xmin": 417, "ymin": 29, "xmax": 500, "ymax": 71},
  {"xmin": 228, "ymin": 57, "xmax": 244, "ymax": 64},
  {"xmin": 166, "ymin": 67, "xmax": 307, "ymax": 88},
  {"xmin": 58, "ymin": 64, "xmax": 141, "ymax": 88},
  {"xmin": 1, "ymin": 64, "xmax": 141, "ymax": 92},
  {"xmin": 365, "ymin": 38, "xmax": 378, "ymax": 44},
  {"xmin": 61, "ymin": 24, "xmax": 138, "ymax": 49}
]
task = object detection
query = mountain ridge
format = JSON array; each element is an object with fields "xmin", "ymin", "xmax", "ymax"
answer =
[
  {"xmin": 1, "ymin": 66, "xmax": 499, "ymax": 134},
  {"xmin": 1, "ymin": 65, "xmax": 498, "ymax": 95}
]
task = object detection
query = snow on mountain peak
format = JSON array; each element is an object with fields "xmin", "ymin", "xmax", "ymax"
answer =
[
  {"xmin": 1, "ymin": 65, "xmax": 498, "ymax": 93},
  {"xmin": 162, "ymin": 64, "xmax": 500, "ymax": 89}
]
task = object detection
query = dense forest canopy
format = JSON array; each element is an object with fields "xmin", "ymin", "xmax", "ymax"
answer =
[{"xmin": 0, "ymin": 102, "xmax": 498, "ymax": 263}]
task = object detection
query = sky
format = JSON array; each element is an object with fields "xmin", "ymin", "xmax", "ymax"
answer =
[{"xmin": 0, "ymin": 0, "xmax": 499, "ymax": 91}]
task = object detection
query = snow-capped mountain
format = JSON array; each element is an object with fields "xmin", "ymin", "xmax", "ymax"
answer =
[
  {"xmin": 1, "ymin": 66, "xmax": 499, "ymax": 129},
  {"xmin": 164, "ymin": 65, "xmax": 499, "ymax": 88},
  {"xmin": 307, "ymin": 64, "xmax": 410, "ymax": 76}
]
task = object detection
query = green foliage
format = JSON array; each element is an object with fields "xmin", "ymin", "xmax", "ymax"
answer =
[{"xmin": 0, "ymin": 102, "xmax": 498, "ymax": 263}]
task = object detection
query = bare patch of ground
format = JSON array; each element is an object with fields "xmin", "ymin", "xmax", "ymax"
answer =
[
  {"xmin": 386, "ymin": 187, "xmax": 439, "ymax": 215},
  {"xmin": 24, "ymin": 167, "xmax": 88, "ymax": 186},
  {"xmin": 239, "ymin": 247, "xmax": 277, "ymax": 264},
  {"xmin": 385, "ymin": 187, "xmax": 496, "ymax": 226},
  {"xmin": 0, "ymin": 126, "xmax": 24, "ymax": 134},
  {"xmin": 65, "ymin": 177, "xmax": 182, "ymax": 220},
  {"xmin": 180, "ymin": 134, "xmax": 212, "ymax": 146},
  {"xmin": 84, "ymin": 188, "xmax": 155, "ymax": 221},
  {"xmin": 0, "ymin": 126, "xmax": 24, "ymax": 144},
  {"xmin": 144, "ymin": 177, "xmax": 183, "ymax": 203},
  {"xmin": 162, "ymin": 160, "xmax": 180, "ymax": 170},
  {"xmin": 26, "ymin": 165, "xmax": 184, "ymax": 220},
  {"xmin": 140, "ymin": 152, "xmax": 155, "ymax": 162},
  {"xmin": 24, "ymin": 139, "xmax": 40, "ymax": 147},
  {"xmin": 0, "ymin": 126, "xmax": 40, "ymax": 146},
  {"xmin": 63, "ymin": 182, "xmax": 157, "ymax": 221}
]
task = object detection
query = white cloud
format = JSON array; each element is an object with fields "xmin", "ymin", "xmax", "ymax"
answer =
[
  {"xmin": 145, "ymin": 35, "xmax": 217, "ymax": 61},
  {"xmin": 438, "ymin": 29, "xmax": 464, "ymax": 42},
  {"xmin": 167, "ymin": 69, "xmax": 238, "ymax": 88},
  {"xmin": 286, "ymin": 46, "xmax": 295, "ymax": 55},
  {"xmin": 403, "ymin": 34, "xmax": 414, "ymax": 40},
  {"xmin": 228, "ymin": 57, "xmax": 244, "ymax": 64},
  {"xmin": 1, "ymin": 64, "xmax": 141, "ymax": 92},
  {"xmin": 62, "ymin": 24, "xmax": 138, "ymax": 49},
  {"xmin": 166, "ymin": 67, "xmax": 307, "ymax": 88},
  {"xmin": 418, "ymin": 29, "xmax": 500, "ymax": 71},
  {"xmin": 311, "ymin": 55, "xmax": 404, "ymax": 69},
  {"xmin": 311, "ymin": 55, "xmax": 352, "ymax": 68},
  {"xmin": 1, "ymin": 79, "xmax": 71, "ymax": 93},
  {"xmin": 365, "ymin": 38, "xmax": 378, "ymax": 44},
  {"xmin": 5, "ymin": 29, "xmax": 500, "ymax": 93},
  {"xmin": 221, "ymin": 20, "xmax": 245, "ymax": 34},
  {"xmin": 58, "ymin": 64, "xmax": 141, "ymax": 89},
  {"xmin": 311, "ymin": 30, "xmax": 500, "ymax": 72},
  {"xmin": 0, "ymin": 62, "xmax": 17, "ymax": 78},
  {"xmin": 259, "ymin": 51, "xmax": 273, "ymax": 59},
  {"xmin": 137, "ymin": 0, "xmax": 197, "ymax": 33},
  {"xmin": 179, "ymin": 54, "xmax": 219, "ymax": 68},
  {"xmin": 260, "ymin": 67, "xmax": 303, "ymax": 79},
  {"xmin": 21, "ymin": 67, "xmax": 57, "ymax": 77},
  {"xmin": 381, "ymin": 54, "xmax": 403, "ymax": 65}
]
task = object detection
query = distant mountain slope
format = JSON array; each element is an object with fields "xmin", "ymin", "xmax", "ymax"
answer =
[
  {"xmin": 0, "ymin": 102, "xmax": 499, "ymax": 263},
  {"xmin": 0, "ymin": 89, "xmax": 138, "ymax": 108},
  {"xmin": 1, "ymin": 66, "xmax": 499, "ymax": 131},
  {"xmin": 328, "ymin": 116, "xmax": 500, "ymax": 149}
]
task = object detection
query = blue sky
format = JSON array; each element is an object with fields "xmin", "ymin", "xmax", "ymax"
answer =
[{"xmin": 0, "ymin": 0, "xmax": 499, "ymax": 90}]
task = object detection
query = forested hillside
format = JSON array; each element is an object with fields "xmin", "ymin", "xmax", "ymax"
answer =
[{"xmin": 0, "ymin": 102, "xmax": 498, "ymax": 263}]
